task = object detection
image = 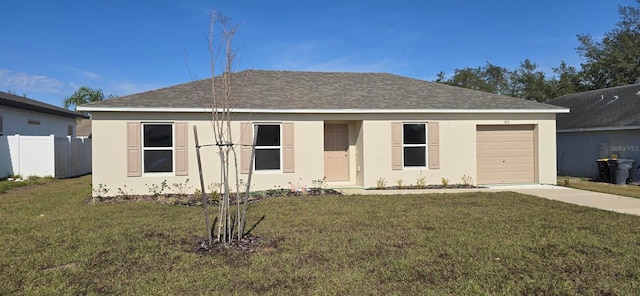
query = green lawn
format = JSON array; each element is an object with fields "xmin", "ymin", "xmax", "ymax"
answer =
[
  {"xmin": 559, "ymin": 176, "xmax": 640, "ymax": 199},
  {"xmin": 1, "ymin": 176, "xmax": 640, "ymax": 295}
]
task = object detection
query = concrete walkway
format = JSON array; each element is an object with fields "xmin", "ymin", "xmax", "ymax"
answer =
[{"xmin": 338, "ymin": 184, "xmax": 640, "ymax": 216}]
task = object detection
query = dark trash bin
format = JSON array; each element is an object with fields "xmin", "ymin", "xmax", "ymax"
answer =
[
  {"xmin": 596, "ymin": 159, "xmax": 611, "ymax": 183},
  {"xmin": 607, "ymin": 159, "xmax": 634, "ymax": 185}
]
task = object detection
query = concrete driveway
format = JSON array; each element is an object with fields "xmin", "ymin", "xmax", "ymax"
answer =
[
  {"xmin": 339, "ymin": 184, "xmax": 640, "ymax": 216},
  {"xmin": 503, "ymin": 185, "xmax": 640, "ymax": 216}
]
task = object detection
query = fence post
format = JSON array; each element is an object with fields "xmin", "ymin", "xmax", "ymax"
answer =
[
  {"xmin": 50, "ymin": 135, "xmax": 56, "ymax": 178},
  {"xmin": 67, "ymin": 136, "xmax": 72, "ymax": 178},
  {"xmin": 80, "ymin": 137, "xmax": 85, "ymax": 175},
  {"xmin": 14, "ymin": 134, "xmax": 21, "ymax": 176}
]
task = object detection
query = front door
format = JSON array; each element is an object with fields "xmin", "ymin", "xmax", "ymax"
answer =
[{"xmin": 324, "ymin": 124, "xmax": 349, "ymax": 181}]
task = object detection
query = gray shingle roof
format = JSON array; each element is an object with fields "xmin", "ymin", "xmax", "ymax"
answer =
[
  {"xmin": 0, "ymin": 91, "xmax": 89, "ymax": 119},
  {"xmin": 79, "ymin": 70, "xmax": 565, "ymax": 112},
  {"xmin": 76, "ymin": 119, "xmax": 92, "ymax": 137},
  {"xmin": 548, "ymin": 83, "xmax": 640, "ymax": 130}
]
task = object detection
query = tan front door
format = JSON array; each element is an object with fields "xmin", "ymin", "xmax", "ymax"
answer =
[
  {"xmin": 476, "ymin": 125, "xmax": 535, "ymax": 184},
  {"xmin": 324, "ymin": 124, "xmax": 349, "ymax": 181}
]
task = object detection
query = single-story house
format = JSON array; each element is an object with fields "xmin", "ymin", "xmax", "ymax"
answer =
[
  {"xmin": 77, "ymin": 70, "xmax": 568, "ymax": 196},
  {"xmin": 0, "ymin": 91, "xmax": 89, "ymax": 137},
  {"xmin": 548, "ymin": 83, "xmax": 640, "ymax": 179},
  {"xmin": 1, "ymin": 91, "xmax": 90, "ymax": 177}
]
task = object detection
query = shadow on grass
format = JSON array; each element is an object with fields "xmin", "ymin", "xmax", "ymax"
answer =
[{"xmin": 244, "ymin": 215, "xmax": 265, "ymax": 236}]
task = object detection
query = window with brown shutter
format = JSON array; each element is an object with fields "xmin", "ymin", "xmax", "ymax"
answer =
[
  {"xmin": 240, "ymin": 122, "xmax": 294, "ymax": 173},
  {"xmin": 391, "ymin": 121, "xmax": 440, "ymax": 170},
  {"xmin": 142, "ymin": 123, "xmax": 173, "ymax": 173}
]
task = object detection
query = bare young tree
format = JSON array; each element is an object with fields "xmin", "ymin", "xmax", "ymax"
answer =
[{"xmin": 193, "ymin": 11, "xmax": 255, "ymax": 246}]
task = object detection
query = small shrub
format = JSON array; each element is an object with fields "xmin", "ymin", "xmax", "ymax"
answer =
[
  {"xmin": 208, "ymin": 182, "xmax": 221, "ymax": 192},
  {"xmin": 376, "ymin": 177, "xmax": 387, "ymax": 190},
  {"xmin": 396, "ymin": 179, "xmax": 405, "ymax": 189},
  {"xmin": 312, "ymin": 177, "xmax": 327, "ymax": 189},
  {"xmin": 441, "ymin": 178, "xmax": 450, "ymax": 188},
  {"xmin": 172, "ymin": 178, "xmax": 192, "ymax": 197},
  {"xmin": 461, "ymin": 175, "xmax": 473, "ymax": 186},
  {"xmin": 116, "ymin": 185, "xmax": 133, "ymax": 200},
  {"xmin": 236, "ymin": 179, "xmax": 249, "ymax": 196},
  {"xmin": 92, "ymin": 183, "xmax": 110, "ymax": 201},
  {"xmin": 288, "ymin": 178, "xmax": 307, "ymax": 194},
  {"xmin": 563, "ymin": 178, "xmax": 570, "ymax": 187},
  {"xmin": 146, "ymin": 180, "xmax": 169, "ymax": 197},
  {"xmin": 416, "ymin": 173, "xmax": 427, "ymax": 189}
]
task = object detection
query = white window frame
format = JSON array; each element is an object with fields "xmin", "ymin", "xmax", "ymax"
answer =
[
  {"xmin": 253, "ymin": 123, "xmax": 282, "ymax": 172},
  {"xmin": 402, "ymin": 122, "xmax": 428, "ymax": 168},
  {"xmin": 141, "ymin": 122, "xmax": 175, "ymax": 175}
]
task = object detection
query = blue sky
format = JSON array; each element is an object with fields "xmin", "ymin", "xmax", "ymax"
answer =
[{"xmin": 1, "ymin": 0, "xmax": 636, "ymax": 107}]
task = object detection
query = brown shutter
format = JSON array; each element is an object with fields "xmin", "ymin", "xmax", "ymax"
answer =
[
  {"xmin": 240, "ymin": 122, "xmax": 252, "ymax": 174},
  {"xmin": 68, "ymin": 125, "xmax": 74, "ymax": 136},
  {"xmin": 428, "ymin": 122, "xmax": 440, "ymax": 169},
  {"xmin": 174, "ymin": 122, "xmax": 188, "ymax": 176},
  {"xmin": 391, "ymin": 122, "xmax": 402, "ymax": 170},
  {"xmin": 127, "ymin": 122, "xmax": 142, "ymax": 177},
  {"xmin": 282, "ymin": 122, "xmax": 295, "ymax": 173}
]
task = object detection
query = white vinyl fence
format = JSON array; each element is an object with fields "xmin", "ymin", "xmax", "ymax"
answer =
[{"xmin": 3, "ymin": 135, "xmax": 91, "ymax": 178}]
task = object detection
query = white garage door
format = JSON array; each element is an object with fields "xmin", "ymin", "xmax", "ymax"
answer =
[{"xmin": 476, "ymin": 125, "xmax": 535, "ymax": 184}]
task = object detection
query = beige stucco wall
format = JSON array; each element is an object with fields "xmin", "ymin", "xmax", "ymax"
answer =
[
  {"xmin": 90, "ymin": 111, "xmax": 557, "ymax": 196},
  {"xmin": 357, "ymin": 113, "xmax": 557, "ymax": 188}
]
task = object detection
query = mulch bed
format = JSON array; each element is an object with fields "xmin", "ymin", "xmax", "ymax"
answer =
[{"xmin": 88, "ymin": 188, "xmax": 343, "ymax": 206}]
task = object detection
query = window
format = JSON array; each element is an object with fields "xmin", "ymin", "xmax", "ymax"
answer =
[
  {"xmin": 143, "ymin": 123, "xmax": 173, "ymax": 173},
  {"xmin": 403, "ymin": 123, "xmax": 426, "ymax": 167},
  {"xmin": 254, "ymin": 124, "xmax": 281, "ymax": 170}
]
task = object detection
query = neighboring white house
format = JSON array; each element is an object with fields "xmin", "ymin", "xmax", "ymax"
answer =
[
  {"xmin": 78, "ymin": 70, "xmax": 569, "ymax": 197},
  {"xmin": 0, "ymin": 91, "xmax": 90, "ymax": 178},
  {"xmin": 549, "ymin": 83, "xmax": 640, "ymax": 179}
]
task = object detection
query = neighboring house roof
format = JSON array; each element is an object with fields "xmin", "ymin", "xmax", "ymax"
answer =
[
  {"xmin": 78, "ymin": 70, "xmax": 567, "ymax": 113},
  {"xmin": 548, "ymin": 83, "xmax": 640, "ymax": 132},
  {"xmin": 0, "ymin": 91, "xmax": 90, "ymax": 119},
  {"xmin": 76, "ymin": 119, "xmax": 92, "ymax": 137}
]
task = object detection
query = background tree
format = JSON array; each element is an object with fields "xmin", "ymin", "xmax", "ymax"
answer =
[
  {"xmin": 577, "ymin": 0, "xmax": 640, "ymax": 88},
  {"xmin": 509, "ymin": 59, "xmax": 553, "ymax": 102},
  {"xmin": 63, "ymin": 86, "xmax": 116, "ymax": 110},
  {"xmin": 437, "ymin": 1, "xmax": 640, "ymax": 99},
  {"xmin": 547, "ymin": 61, "xmax": 584, "ymax": 97},
  {"xmin": 442, "ymin": 62, "xmax": 511, "ymax": 95}
]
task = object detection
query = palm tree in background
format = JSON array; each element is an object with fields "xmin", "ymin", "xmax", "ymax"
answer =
[{"xmin": 63, "ymin": 86, "xmax": 115, "ymax": 110}]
